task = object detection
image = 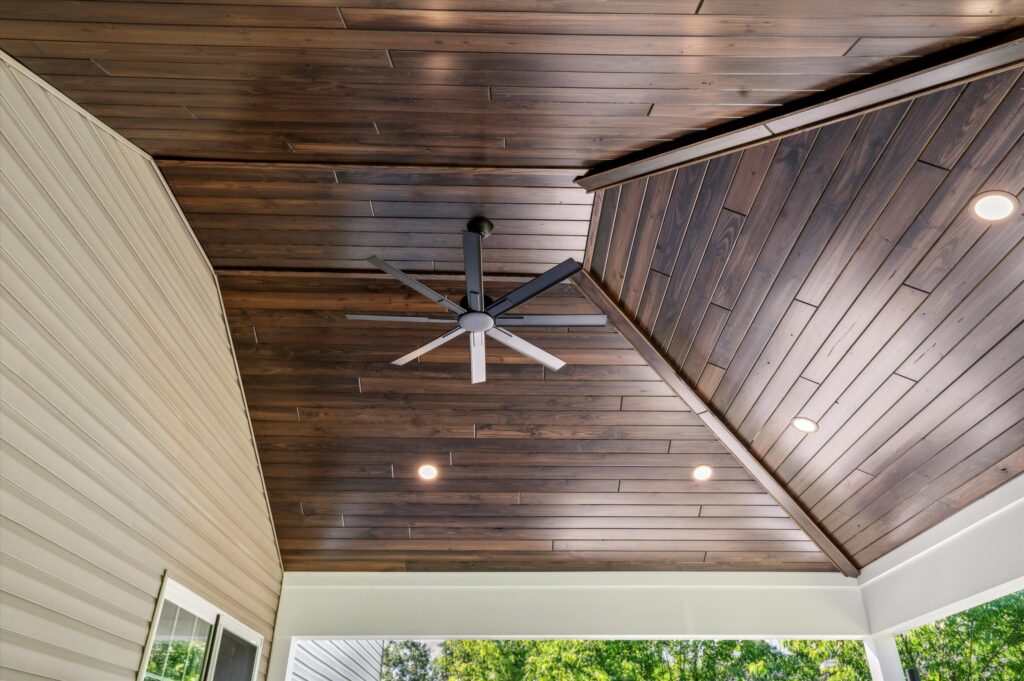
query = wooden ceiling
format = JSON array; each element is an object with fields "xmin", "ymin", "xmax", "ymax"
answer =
[
  {"xmin": 587, "ymin": 65, "xmax": 1024, "ymax": 569},
  {"xmin": 2, "ymin": 1, "xmax": 1022, "ymax": 167},
  {"xmin": 158, "ymin": 162, "xmax": 591, "ymax": 274},
  {"xmin": 6, "ymin": 1, "xmax": 1022, "ymax": 572},
  {"xmin": 222, "ymin": 272, "xmax": 833, "ymax": 571}
]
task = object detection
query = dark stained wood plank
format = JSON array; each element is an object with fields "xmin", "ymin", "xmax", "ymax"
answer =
[
  {"xmin": 619, "ymin": 170, "xmax": 676, "ymax": 314},
  {"xmin": 650, "ymin": 155, "xmax": 741, "ymax": 349},
  {"xmin": 161, "ymin": 162, "xmax": 591, "ymax": 271},
  {"xmin": 710, "ymin": 128, "xmax": 823, "ymax": 310},
  {"xmin": 919, "ymin": 67, "xmax": 1021, "ymax": 169},
  {"xmin": 682, "ymin": 304, "xmax": 731, "ymax": 381},
  {"xmin": 390, "ymin": 51, "xmax": 906, "ymax": 75},
  {"xmin": 341, "ymin": 9, "xmax": 1018, "ymax": 38},
  {"xmin": 587, "ymin": 185, "xmax": 620, "ymax": 279},
  {"xmin": 599, "ymin": 178, "xmax": 648, "ymax": 291},
  {"xmin": 664, "ymin": 209, "xmax": 746, "ymax": 368},
  {"xmin": 331, "ymin": 516, "xmax": 798, "ymax": 530},
  {"xmin": 704, "ymin": 109, "xmax": 896, "ymax": 384},
  {"xmin": 0, "ymin": 0, "xmax": 348, "ymax": 27},
  {"xmin": 219, "ymin": 271, "xmax": 820, "ymax": 570},
  {"xmin": 5, "ymin": 0, "xmax": 993, "ymax": 170},
  {"xmin": 649, "ymin": 163, "xmax": 707, "ymax": 275},
  {"xmin": 722, "ymin": 141, "xmax": 780, "ymax": 216},
  {"xmin": 700, "ymin": 0, "xmax": 1024, "ymax": 15},
  {"xmin": 573, "ymin": 272, "xmax": 860, "ymax": 575},
  {"xmin": 583, "ymin": 66, "xmax": 1024, "ymax": 571},
  {"xmin": 0, "ymin": 21, "xmax": 859, "ymax": 56}
]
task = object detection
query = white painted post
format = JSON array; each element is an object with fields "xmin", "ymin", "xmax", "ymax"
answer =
[{"xmin": 864, "ymin": 634, "xmax": 906, "ymax": 681}]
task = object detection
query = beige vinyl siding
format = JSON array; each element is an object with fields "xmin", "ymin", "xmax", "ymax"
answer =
[
  {"xmin": 0, "ymin": 53, "xmax": 282, "ymax": 680},
  {"xmin": 291, "ymin": 640, "xmax": 384, "ymax": 681}
]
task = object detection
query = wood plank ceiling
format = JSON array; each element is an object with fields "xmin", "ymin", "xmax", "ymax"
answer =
[
  {"xmin": 158, "ymin": 163, "xmax": 592, "ymax": 274},
  {"xmin": 587, "ymin": 66, "xmax": 1024, "ymax": 569},
  {"xmin": 2, "ymin": 1, "xmax": 1022, "ymax": 167},
  {"xmin": 4, "ymin": 0, "xmax": 1022, "ymax": 571},
  {"xmin": 221, "ymin": 272, "xmax": 834, "ymax": 571}
]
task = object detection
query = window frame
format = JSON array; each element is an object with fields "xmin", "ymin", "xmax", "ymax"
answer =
[{"xmin": 138, "ymin": 574, "xmax": 263, "ymax": 681}]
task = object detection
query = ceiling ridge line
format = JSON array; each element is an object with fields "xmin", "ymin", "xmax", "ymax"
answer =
[
  {"xmin": 575, "ymin": 28, "xmax": 1024, "ymax": 192},
  {"xmin": 572, "ymin": 270, "xmax": 860, "ymax": 577}
]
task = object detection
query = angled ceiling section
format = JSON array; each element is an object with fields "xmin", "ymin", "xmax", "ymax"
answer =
[
  {"xmin": 585, "ymin": 65, "xmax": 1024, "ymax": 570},
  {"xmin": 221, "ymin": 272, "xmax": 840, "ymax": 572},
  {"xmin": 2, "ymin": 1, "xmax": 1022, "ymax": 167}
]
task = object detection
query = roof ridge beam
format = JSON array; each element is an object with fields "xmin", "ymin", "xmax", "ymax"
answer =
[{"xmin": 575, "ymin": 28, "xmax": 1024, "ymax": 192}]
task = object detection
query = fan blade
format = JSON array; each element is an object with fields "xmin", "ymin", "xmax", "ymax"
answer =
[
  {"xmin": 469, "ymin": 331, "xmax": 486, "ymax": 384},
  {"xmin": 495, "ymin": 314, "xmax": 607, "ymax": 327},
  {"xmin": 393, "ymin": 327, "xmax": 465, "ymax": 366},
  {"xmin": 463, "ymin": 231, "xmax": 485, "ymax": 311},
  {"xmin": 486, "ymin": 327, "xmax": 566, "ymax": 371},
  {"xmin": 346, "ymin": 314, "xmax": 454, "ymax": 324},
  {"xmin": 367, "ymin": 256, "xmax": 465, "ymax": 315},
  {"xmin": 486, "ymin": 258, "xmax": 582, "ymax": 316}
]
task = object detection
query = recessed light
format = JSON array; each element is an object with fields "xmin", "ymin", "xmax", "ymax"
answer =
[
  {"xmin": 692, "ymin": 464, "xmax": 713, "ymax": 481},
  {"xmin": 972, "ymin": 191, "xmax": 1019, "ymax": 222},
  {"xmin": 417, "ymin": 464, "xmax": 439, "ymax": 480},
  {"xmin": 792, "ymin": 417, "xmax": 819, "ymax": 433}
]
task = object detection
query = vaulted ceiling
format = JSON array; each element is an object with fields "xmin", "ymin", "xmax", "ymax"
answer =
[
  {"xmin": 588, "ymin": 66, "xmax": 1024, "ymax": 568},
  {"xmin": 5, "ymin": 1, "xmax": 1022, "ymax": 573}
]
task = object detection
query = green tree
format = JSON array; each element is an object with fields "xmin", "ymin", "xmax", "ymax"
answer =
[
  {"xmin": 382, "ymin": 641, "xmax": 436, "ymax": 681},
  {"xmin": 524, "ymin": 640, "xmax": 667, "ymax": 681},
  {"xmin": 382, "ymin": 590, "xmax": 1024, "ymax": 681},
  {"xmin": 896, "ymin": 590, "xmax": 1024, "ymax": 680},
  {"xmin": 408, "ymin": 639, "xmax": 870, "ymax": 681},
  {"xmin": 433, "ymin": 640, "xmax": 530, "ymax": 681},
  {"xmin": 783, "ymin": 640, "xmax": 870, "ymax": 680}
]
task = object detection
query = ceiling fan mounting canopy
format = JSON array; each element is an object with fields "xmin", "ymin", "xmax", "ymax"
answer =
[{"xmin": 345, "ymin": 217, "xmax": 607, "ymax": 383}]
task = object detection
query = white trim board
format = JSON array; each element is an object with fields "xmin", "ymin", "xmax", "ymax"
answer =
[
  {"xmin": 267, "ymin": 571, "xmax": 868, "ymax": 679},
  {"xmin": 858, "ymin": 474, "xmax": 1024, "ymax": 635}
]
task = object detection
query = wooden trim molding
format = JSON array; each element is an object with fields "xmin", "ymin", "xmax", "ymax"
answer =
[
  {"xmin": 575, "ymin": 29, "xmax": 1024, "ymax": 192},
  {"xmin": 573, "ymin": 272, "xmax": 860, "ymax": 577}
]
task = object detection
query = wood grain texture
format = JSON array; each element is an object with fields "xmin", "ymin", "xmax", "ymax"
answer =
[
  {"xmin": 585, "ymin": 67, "xmax": 1024, "ymax": 570},
  {"xmin": 160, "ymin": 161, "xmax": 590, "ymax": 273},
  {"xmin": 223, "ymin": 272, "xmax": 833, "ymax": 571},
  {"xmin": 1, "ymin": 0, "xmax": 1018, "ymax": 167}
]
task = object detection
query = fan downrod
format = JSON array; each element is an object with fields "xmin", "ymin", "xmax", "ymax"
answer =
[{"xmin": 467, "ymin": 216, "xmax": 494, "ymax": 238}]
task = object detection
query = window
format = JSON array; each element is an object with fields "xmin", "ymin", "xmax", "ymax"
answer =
[{"xmin": 140, "ymin": 576, "xmax": 262, "ymax": 681}]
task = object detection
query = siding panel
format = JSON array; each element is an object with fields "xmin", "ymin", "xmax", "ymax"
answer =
[
  {"xmin": 0, "ymin": 54, "xmax": 282, "ymax": 680},
  {"xmin": 291, "ymin": 640, "xmax": 384, "ymax": 681}
]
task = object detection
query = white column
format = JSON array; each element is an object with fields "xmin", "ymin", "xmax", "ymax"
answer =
[{"xmin": 864, "ymin": 634, "xmax": 905, "ymax": 681}]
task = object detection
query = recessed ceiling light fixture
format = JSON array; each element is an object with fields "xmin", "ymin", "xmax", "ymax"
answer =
[
  {"xmin": 692, "ymin": 464, "xmax": 713, "ymax": 481},
  {"xmin": 972, "ymin": 191, "xmax": 1019, "ymax": 221},
  {"xmin": 792, "ymin": 417, "xmax": 819, "ymax": 433},
  {"xmin": 417, "ymin": 464, "xmax": 439, "ymax": 480}
]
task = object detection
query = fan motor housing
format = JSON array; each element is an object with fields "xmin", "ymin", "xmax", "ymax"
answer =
[{"xmin": 458, "ymin": 311, "xmax": 494, "ymax": 332}]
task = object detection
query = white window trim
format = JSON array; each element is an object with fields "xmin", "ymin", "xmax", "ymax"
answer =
[{"xmin": 139, "ymin": 574, "xmax": 263, "ymax": 681}]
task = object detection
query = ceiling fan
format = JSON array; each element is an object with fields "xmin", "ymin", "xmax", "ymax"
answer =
[{"xmin": 346, "ymin": 217, "xmax": 608, "ymax": 383}]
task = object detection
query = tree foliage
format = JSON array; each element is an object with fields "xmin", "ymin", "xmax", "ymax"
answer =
[
  {"xmin": 382, "ymin": 641, "xmax": 437, "ymax": 681},
  {"xmin": 896, "ymin": 590, "xmax": 1024, "ymax": 680},
  {"xmin": 388, "ymin": 639, "xmax": 869, "ymax": 681},
  {"xmin": 380, "ymin": 590, "xmax": 1024, "ymax": 680}
]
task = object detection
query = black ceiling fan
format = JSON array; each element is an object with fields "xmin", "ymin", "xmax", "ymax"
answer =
[{"xmin": 346, "ymin": 217, "xmax": 608, "ymax": 383}]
